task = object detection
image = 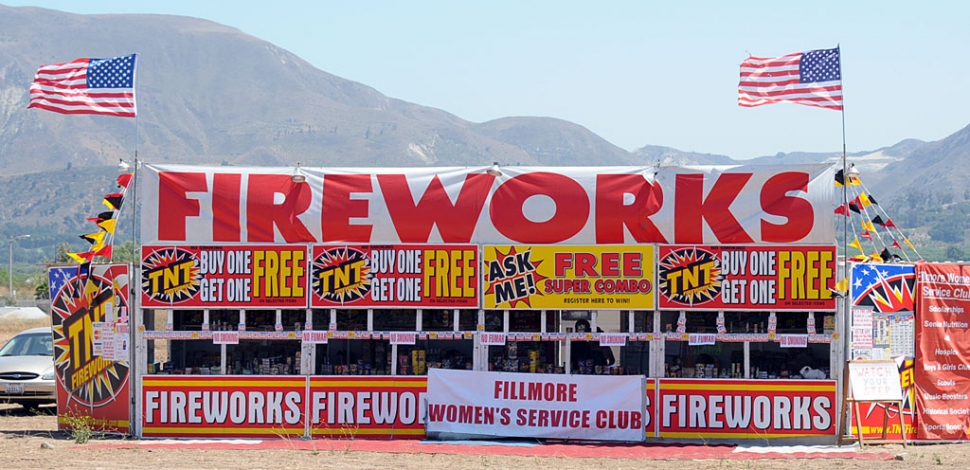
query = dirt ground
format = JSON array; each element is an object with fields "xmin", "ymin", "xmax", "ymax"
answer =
[
  {"xmin": 4, "ymin": 317, "xmax": 970, "ymax": 469},
  {"xmin": 3, "ymin": 402, "xmax": 970, "ymax": 470}
]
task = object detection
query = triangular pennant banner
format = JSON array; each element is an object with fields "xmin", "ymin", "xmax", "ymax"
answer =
[
  {"xmin": 835, "ymin": 276, "xmax": 849, "ymax": 294},
  {"xmin": 91, "ymin": 236, "xmax": 107, "ymax": 252},
  {"xmin": 904, "ymin": 238, "xmax": 916, "ymax": 250},
  {"xmin": 103, "ymin": 193, "xmax": 124, "ymax": 210},
  {"xmin": 834, "ymin": 169, "xmax": 845, "ymax": 187},
  {"xmin": 860, "ymin": 231, "xmax": 872, "ymax": 240},
  {"xmin": 97, "ymin": 219, "xmax": 117, "ymax": 234},
  {"xmin": 86, "ymin": 211, "xmax": 115, "ymax": 223},
  {"xmin": 849, "ymin": 238, "xmax": 863, "ymax": 252},
  {"xmin": 892, "ymin": 239, "xmax": 901, "ymax": 249},
  {"xmin": 84, "ymin": 277, "xmax": 98, "ymax": 296},
  {"xmin": 885, "ymin": 218, "xmax": 896, "ymax": 228},
  {"xmin": 116, "ymin": 173, "xmax": 133, "ymax": 189},
  {"xmin": 872, "ymin": 215, "xmax": 886, "ymax": 227},
  {"xmin": 849, "ymin": 202, "xmax": 861, "ymax": 214},
  {"xmin": 68, "ymin": 251, "xmax": 96, "ymax": 263},
  {"xmin": 859, "ymin": 193, "xmax": 872, "ymax": 207},
  {"xmin": 79, "ymin": 231, "xmax": 106, "ymax": 246},
  {"xmin": 94, "ymin": 245, "xmax": 113, "ymax": 259}
]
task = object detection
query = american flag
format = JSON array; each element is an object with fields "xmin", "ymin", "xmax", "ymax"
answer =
[
  {"xmin": 738, "ymin": 47, "xmax": 842, "ymax": 110},
  {"xmin": 28, "ymin": 54, "xmax": 137, "ymax": 118}
]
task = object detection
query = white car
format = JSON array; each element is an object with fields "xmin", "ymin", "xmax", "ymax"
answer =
[{"xmin": 0, "ymin": 326, "xmax": 56, "ymax": 408}]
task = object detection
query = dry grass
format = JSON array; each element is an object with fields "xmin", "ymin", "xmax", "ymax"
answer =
[{"xmin": 0, "ymin": 316, "xmax": 50, "ymax": 346}]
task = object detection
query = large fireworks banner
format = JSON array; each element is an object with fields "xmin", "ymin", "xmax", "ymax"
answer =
[
  {"xmin": 657, "ymin": 379, "xmax": 836, "ymax": 438},
  {"xmin": 914, "ymin": 263, "xmax": 970, "ymax": 440},
  {"xmin": 657, "ymin": 245, "xmax": 837, "ymax": 311},
  {"xmin": 141, "ymin": 245, "xmax": 308, "ymax": 308},
  {"xmin": 482, "ymin": 245, "xmax": 655, "ymax": 309},
  {"xmin": 849, "ymin": 263, "xmax": 918, "ymax": 440},
  {"xmin": 142, "ymin": 375, "xmax": 306, "ymax": 438},
  {"xmin": 48, "ymin": 265, "xmax": 131, "ymax": 433},
  {"xmin": 309, "ymin": 244, "xmax": 478, "ymax": 308},
  {"xmin": 137, "ymin": 164, "xmax": 835, "ymax": 246}
]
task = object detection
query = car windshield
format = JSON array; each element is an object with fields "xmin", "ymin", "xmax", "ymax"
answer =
[{"xmin": 0, "ymin": 332, "xmax": 53, "ymax": 357}]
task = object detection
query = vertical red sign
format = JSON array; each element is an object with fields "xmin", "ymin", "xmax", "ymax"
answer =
[
  {"xmin": 914, "ymin": 263, "xmax": 970, "ymax": 440},
  {"xmin": 49, "ymin": 265, "xmax": 131, "ymax": 433}
]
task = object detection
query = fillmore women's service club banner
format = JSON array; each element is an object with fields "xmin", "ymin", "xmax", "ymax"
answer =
[
  {"xmin": 657, "ymin": 245, "xmax": 837, "ymax": 311},
  {"xmin": 482, "ymin": 245, "xmax": 654, "ymax": 310},
  {"xmin": 426, "ymin": 369, "xmax": 646, "ymax": 441},
  {"xmin": 914, "ymin": 262, "xmax": 970, "ymax": 440},
  {"xmin": 309, "ymin": 244, "xmax": 478, "ymax": 309},
  {"xmin": 138, "ymin": 164, "xmax": 835, "ymax": 246},
  {"xmin": 141, "ymin": 245, "xmax": 308, "ymax": 308}
]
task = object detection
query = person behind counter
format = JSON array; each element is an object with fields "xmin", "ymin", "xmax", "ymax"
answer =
[
  {"xmin": 596, "ymin": 327, "xmax": 615, "ymax": 366},
  {"xmin": 570, "ymin": 320, "xmax": 615, "ymax": 373}
]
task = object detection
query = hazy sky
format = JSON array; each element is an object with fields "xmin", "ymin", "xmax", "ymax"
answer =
[{"xmin": 8, "ymin": 1, "xmax": 969, "ymax": 159}]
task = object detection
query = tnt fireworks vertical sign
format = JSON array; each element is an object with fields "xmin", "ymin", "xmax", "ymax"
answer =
[
  {"xmin": 849, "ymin": 263, "xmax": 917, "ymax": 440},
  {"xmin": 48, "ymin": 264, "xmax": 131, "ymax": 433}
]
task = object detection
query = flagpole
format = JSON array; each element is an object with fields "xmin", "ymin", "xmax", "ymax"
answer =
[
  {"xmin": 837, "ymin": 44, "xmax": 853, "ymax": 440},
  {"xmin": 129, "ymin": 53, "xmax": 141, "ymax": 439}
]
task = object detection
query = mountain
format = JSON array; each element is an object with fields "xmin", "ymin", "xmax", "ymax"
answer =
[
  {"xmin": 868, "ymin": 125, "xmax": 970, "ymax": 194},
  {"xmin": 0, "ymin": 4, "xmax": 639, "ymax": 174},
  {"xmin": 2, "ymin": 4, "xmax": 970, "ymax": 267}
]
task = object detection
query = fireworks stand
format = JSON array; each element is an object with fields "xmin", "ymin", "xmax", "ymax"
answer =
[{"xmin": 127, "ymin": 163, "xmax": 842, "ymax": 442}]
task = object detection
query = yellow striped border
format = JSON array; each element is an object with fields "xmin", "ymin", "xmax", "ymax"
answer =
[
  {"xmin": 661, "ymin": 382, "xmax": 835, "ymax": 392},
  {"xmin": 311, "ymin": 380, "xmax": 427, "ymax": 388},
  {"xmin": 143, "ymin": 427, "xmax": 304, "ymax": 436},
  {"xmin": 310, "ymin": 428, "xmax": 425, "ymax": 436},
  {"xmin": 143, "ymin": 379, "xmax": 305, "ymax": 387},
  {"xmin": 660, "ymin": 431, "xmax": 826, "ymax": 439}
]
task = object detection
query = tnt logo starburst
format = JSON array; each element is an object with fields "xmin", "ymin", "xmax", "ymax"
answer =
[
  {"xmin": 312, "ymin": 247, "xmax": 372, "ymax": 304},
  {"xmin": 141, "ymin": 248, "xmax": 201, "ymax": 304},
  {"xmin": 659, "ymin": 247, "xmax": 722, "ymax": 306},
  {"xmin": 49, "ymin": 266, "xmax": 130, "ymax": 408}
]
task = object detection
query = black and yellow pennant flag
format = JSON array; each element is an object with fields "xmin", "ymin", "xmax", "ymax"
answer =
[{"xmin": 102, "ymin": 193, "xmax": 125, "ymax": 211}]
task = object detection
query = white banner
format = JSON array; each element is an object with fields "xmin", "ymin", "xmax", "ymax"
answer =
[
  {"xmin": 426, "ymin": 369, "xmax": 646, "ymax": 441},
  {"xmin": 138, "ymin": 164, "xmax": 835, "ymax": 246}
]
